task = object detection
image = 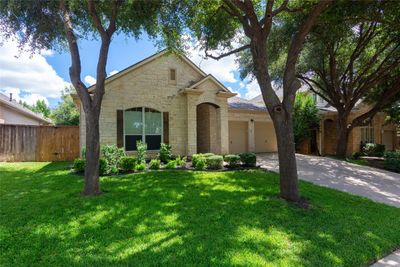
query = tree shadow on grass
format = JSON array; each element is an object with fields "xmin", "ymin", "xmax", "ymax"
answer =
[{"xmin": 0, "ymin": 164, "xmax": 399, "ymax": 266}]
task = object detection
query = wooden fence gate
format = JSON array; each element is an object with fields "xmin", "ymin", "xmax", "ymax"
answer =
[{"xmin": 0, "ymin": 124, "xmax": 79, "ymax": 162}]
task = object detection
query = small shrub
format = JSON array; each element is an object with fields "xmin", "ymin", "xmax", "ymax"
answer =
[
  {"xmin": 81, "ymin": 147, "xmax": 86, "ymax": 158},
  {"xmin": 240, "ymin": 152, "xmax": 257, "ymax": 167},
  {"xmin": 135, "ymin": 162, "xmax": 146, "ymax": 171},
  {"xmin": 136, "ymin": 141, "xmax": 147, "ymax": 164},
  {"xmin": 206, "ymin": 155, "xmax": 224, "ymax": 170},
  {"xmin": 203, "ymin": 153, "xmax": 215, "ymax": 158},
  {"xmin": 175, "ymin": 155, "xmax": 187, "ymax": 168},
  {"xmin": 120, "ymin": 157, "xmax": 136, "ymax": 172},
  {"xmin": 158, "ymin": 143, "xmax": 172, "ymax": 163},
  {"xmin": 149, "ymin": 159, "xmax": 161, "ymax": 170},
  {"xmin": 73, "ymin": 158, "xmax": 85, "ymax": 173},
  {"xmin": 165, "ymin": 160, "xmax": 177, "ymax": 169},
  {"xmin": 100, "ymin": 145, "xmax": 125, "ymax": 175},
  {"xmin": 195, "ymin": 157, "xmax": 207, "ymax": 170},
  {"xmin": 352, "ymin": 151, "xmax": 362, "ymax": 160},
  {"xmin": 192, "ymin": 154, "xmax": 203, "ymax": 168},
  {"xmin": 99, "ymin": 158, "xmax": 108, "ymax": 176},
  {"xmin": 362, "ymin": 143, "xmax": 385, "ymax": 157},
  {"xmin": 224, "ymin": 154, "xmax": 241, "ymax": 168},
  {"xmin": 384, "ymin": 150, "xmax": 400, "ymax": 172}
]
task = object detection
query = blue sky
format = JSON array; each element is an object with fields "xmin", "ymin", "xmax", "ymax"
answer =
[{"xmin": 0, "ymin": 33, "xmax": 261, "ymax": 108}]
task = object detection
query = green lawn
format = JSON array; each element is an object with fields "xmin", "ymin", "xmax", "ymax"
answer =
[{"xmin": 0, "ymin": 162, "xmax": 399, "ymax": 267}]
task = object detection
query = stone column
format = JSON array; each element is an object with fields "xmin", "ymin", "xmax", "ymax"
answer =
[
  {"xmin": 248, "ymin": 119, "xmax": 255, "ymax": 152},
  {"xmin": 186, "ymin": 95, "xmax": 198, "ymax": 156},
  {"xmin": 217, "ymin": 102, "xmax": 229, "ymax": 155}
]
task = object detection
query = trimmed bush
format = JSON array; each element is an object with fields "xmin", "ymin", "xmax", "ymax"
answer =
[
  {"xmin": 135, "ymin": 162, "xmax": 146, "ymax": 171},
  {"xmin": 99, "ymin": 158, "xmax": 108, "ymax": 176},
  {"xmin": 158, "ymin": 143, "xmax": 172, "ymax": 163},
  {"xmin": 175, "ymin": 155, "xmax": 187, "ymax": 168},
  {"xmin": 384, "ymin": 151, "xmax": 400, "ymax": 172},
  {"xmin": 362, "ymin": 143, "xmax": 385, "ymax": 157},
  {"xmin": 195, "ymin": 157, "xmax": 207, "ymax": 170},
  {"xmin": 192, "ymin": 154, "xmax": 204, "ymax": 168},
  {"xmin": 240, "ymin": 152, "xmax": 257, "ymax": 167},
  {"xmin": 100, "ymin": 145, "xmax": 125, "ymax": 175},
  {"xmin": 73, "ymin": 158, "xmax": 85, "ymax": 173},
  {"xmin": 206, "ymin": 155, "xmax": 224, "ymax": 170},
  {"xmin": 149, "ymin": 159, "xmax": 161, "ymax": 170},
  {"xmin": 136, "ymin": 141, "xmax": 147, "ymax": 164},
  {"xmin": 165, "ymin": 160, "xmax": 177, "ymax": 169},
  {"xmin": 120, "ymin": 157, "xmax": 136, "ymax": 172},
  {"xmin": 224, "ymin": 154, "xmax": 241, "ymax": 168},
  {"xmin": 203, "ymin": 153, "xmax": 215, "ymax": 158}
]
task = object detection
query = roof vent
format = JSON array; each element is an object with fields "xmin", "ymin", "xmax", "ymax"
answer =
[{"xmin": 9, "ymin": 93, "xmax": 12, "ymax": 101}]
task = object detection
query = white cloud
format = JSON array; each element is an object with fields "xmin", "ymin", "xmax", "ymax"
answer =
[
  {"xmin": 1, "ymin": 87, "xmax": 49, "ymax": 106},
  {"xmin": 109, "ymin": 70, "xmax": 119, "ymax": 76},
  {"xmin": 244, "ymin": 79, "xmax": 261, "ymax": 99},
  {"xmin": 0, "ymin": 38, "xmax": 69, "ymax": 99},
  {"xmin": 84, "ymin": 75, "xmax": 96, "ymax": 86}
]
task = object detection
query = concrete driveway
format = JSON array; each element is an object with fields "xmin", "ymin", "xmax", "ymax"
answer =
[{"xmin": 257, "ymin": 153, "xmax": 400, "ymax": 208}]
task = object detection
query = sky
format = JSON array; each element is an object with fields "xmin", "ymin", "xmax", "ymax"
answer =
[{"xmin": 0, "ymin": 33, "xmax": 262, "ymax": 109}]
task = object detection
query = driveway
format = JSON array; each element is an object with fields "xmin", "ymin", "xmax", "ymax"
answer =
[{"xmin": 257, "ymin": 153, "xmax": 400, "ymax": 208}]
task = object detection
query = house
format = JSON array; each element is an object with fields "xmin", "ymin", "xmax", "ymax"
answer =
[
  {"xmin": 76, "ymin": 51, "xmax": 398, "ymax": 157},
  {"xmin": 0, "ymin": 93, "xmax": 51, "ymax": 125},
  {"xmin": 76, "ymin": 50, "xmax": 278, "ymax": 156}
]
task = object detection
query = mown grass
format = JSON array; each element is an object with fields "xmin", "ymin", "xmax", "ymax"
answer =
[{"xmin": 0, "ymin": 162, "xmax": 399, "ymax": 266}]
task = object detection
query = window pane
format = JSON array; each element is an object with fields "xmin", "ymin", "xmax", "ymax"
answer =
[
  {"xmin": 370, "ymin": 128, "xmax": 374, "ymax": 143},
  {"xmin": 145, "ymin": 109, "xmax": 161, "ymax": 134},
  {"xmin": 146, "ymin": 135, "xmax": 161, "ymax": 150},
  {"xmin": 125, "ymin": 109, "xmax": 142, "ymax": 135},
  {"xmin": 125, "ymin": 135, "xmax": 142, "ymax": 151}
]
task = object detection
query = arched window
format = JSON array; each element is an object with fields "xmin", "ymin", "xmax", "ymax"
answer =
[{"xmin": 124, "ymin": 107, "xmax": 162, "ymax": 151}]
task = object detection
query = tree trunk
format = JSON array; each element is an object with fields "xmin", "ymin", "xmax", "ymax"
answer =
[
  {"xmin": 335, "ymin": 115, "xmax": 350, "ymax": 158},
  {"xmin": 273, "ymin": 115, "xmax": 300, "ymax": 202},
  {"xmin": 82, "ymin": 108, "xmax": 101, "ymax": 195}
]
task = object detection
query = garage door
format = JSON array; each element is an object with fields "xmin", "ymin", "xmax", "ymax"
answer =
[
  {"xmin": 229, "ymin": 121, "xmax": 248, "ymax": 154},
  {"xmin": 255, "ymin": 122, "xmax": 277, "ymax": 152}
]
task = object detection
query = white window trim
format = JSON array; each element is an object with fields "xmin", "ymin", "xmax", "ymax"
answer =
[
  {"xmin": 360, "ymin": 125, "xmax": 375, "ymax": 143},
  {"xmin": 123, "ymin": 107, "xmax": 163, "ymax": 152}
]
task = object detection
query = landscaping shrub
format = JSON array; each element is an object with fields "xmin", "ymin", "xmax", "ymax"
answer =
[
  {"xmin": 175, "ymin": 155, "xmax": 187, "ymax": 168},
  {"xmin": 239, "ymin": 152, "xmax": 257, "ymax": 167},
  {"xmin": 158, "ymin": 143, "xmax": 172, "ymax": 163},
  {"xmin": 100, "ymin": 145, "xmax": 125, "ymax": 174},
  {"xmin": 192, "ymin": 154, "xmax": 203, "ymax": 168},
  {"xmin": 195, "ymin": 156, "xmax": 207, "ymax": 170},
  {"xmin": 120, "ymin": 157, "xmax": 136, "ymax": 172},
  {"xmin": 99, "ymin": 158, "xmax": 108, "ymax": 176},
  {"xmin": 73, "ymin": 158, "xmax": 85, "ymax": 173},
  {"xmin": 384, "ymin": 150, "xmax": 400, "ymax": 172},
  {"xmin": 149, "ymin": 159, "xmax": 161, "ymax": 170},
  {"xmin": 352, "ymin": 151, "xmax": 362, "ymax": 160},
  {"xmin": 224, "ymin": 154, "xmax": 241, "ymax": 168},
  {"xmin": 206, "ymin": 155, "xmax": 224, "ymax": 170},
  {"xmin": 136, "ymin": 141, "xmax": 147, "ymax": 164},
  {"xmin": 165, "ymin": 160, "xmax": 177, "ymax": 169},
  {"xmin": 362, "ymin": 143, "xmax": 385, "ymax": 157},
  {"xmin": 135, "ymin": 162, "xmax": 146, "ymax": 171},
  {"xmin": 203, "ymin": 153, "xmax": 215, "ymax": 158}
]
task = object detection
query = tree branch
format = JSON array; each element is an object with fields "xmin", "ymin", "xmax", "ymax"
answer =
[{"xmin": 204, "ymin": 44, "xmax": 250, "ymax": 60}]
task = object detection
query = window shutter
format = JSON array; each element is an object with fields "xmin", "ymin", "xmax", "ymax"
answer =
[
  {"xmin": 163, "ymin": 112, "xmax": 169, "ymax": 144},
  {"xmin": 117, "ymin": 110, "xmax": 124, "ymax": 148}
]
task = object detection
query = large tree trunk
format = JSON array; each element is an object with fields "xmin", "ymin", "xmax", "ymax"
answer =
[
  {"xmin": 335, "ymin": 115, "xmax": 351, "ymax": 158},
  {"xmin": 273, "ymin": 114, "xmax": 300, "ymax": 202},
  {"xmin": 82, "ymin": 108, "xmax": 101, "ymax": 195}
]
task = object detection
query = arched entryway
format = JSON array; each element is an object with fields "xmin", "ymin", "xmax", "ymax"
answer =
[
  {"xmin": 323, "ymin": 119, "xmax": 337, "ymax": 155},
  {"xmin": 196, "ymin": 102, "xmax": 220, "ymax": 153}
]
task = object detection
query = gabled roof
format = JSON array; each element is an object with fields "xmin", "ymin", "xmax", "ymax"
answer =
[
  {"xmin": 188, "ymin": 74, "xmax": 231, "ymax": 92},
  {"xmin": 88, "ymin": 50, "xmax": 207, "ymax": 93},
  {"xmin": 228, "ymin": 96, "xmax": 267, "ymax": 111},
  {"xmin": 0, "ymin": 93, "xmax": 52, "ymax": 124}
]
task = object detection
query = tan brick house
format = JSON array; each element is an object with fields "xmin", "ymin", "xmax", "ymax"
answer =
[
  {"xmin": 76, "ymin": 51, "xmax": 397, "ymax": 157},
  {"xmin": 77, "ymin": 50, "xmax": 278, "ymax": 156}
]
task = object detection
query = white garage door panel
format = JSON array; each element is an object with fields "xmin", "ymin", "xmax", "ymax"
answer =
[
  {"xmin": 255, "ymin": 122, "xmax": 277, "ymax": 152},
  {"xmin": 229, "ymin": 121, "xmax": 248, "ymax": 154}
]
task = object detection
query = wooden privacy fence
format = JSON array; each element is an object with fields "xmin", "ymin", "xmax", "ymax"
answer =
[{"xmin": 0, "ymin": 124, "xmax": 79, "ymax": 162}]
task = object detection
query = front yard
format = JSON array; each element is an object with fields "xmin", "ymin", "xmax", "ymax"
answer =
[{"xmin": 0, "ymin": 162, "xmax": 399, "ymax": 266}]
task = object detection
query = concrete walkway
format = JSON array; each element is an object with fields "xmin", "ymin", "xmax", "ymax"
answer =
[{"xmin": 257, "ymin": 153, "xmax": 400, "ymax": 267}]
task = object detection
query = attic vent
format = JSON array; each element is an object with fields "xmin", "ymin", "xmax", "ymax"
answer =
[{"xmin": 169, "ymin": 69, "xmax": 176, "ymax": 82}]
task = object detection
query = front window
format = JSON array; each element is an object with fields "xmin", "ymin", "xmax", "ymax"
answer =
[
  {"xmin": 360, "ymin": 126, "xmax": 374, "ymax": 143},
  {"xmin": 124, "ymin": 107, "xmax": 162, "ymax": 151}
]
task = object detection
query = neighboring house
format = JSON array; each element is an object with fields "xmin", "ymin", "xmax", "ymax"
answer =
[
  {"xmin": 75, "ymin": 50, "xmax": 278, "ymax": 156},
  {"xmin": 0, "ymin": 93, "xmax": 51, "ymax": 125}
]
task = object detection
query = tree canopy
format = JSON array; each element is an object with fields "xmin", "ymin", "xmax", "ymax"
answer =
[
  {"xmin": 51, "ymin": 87, "xmax": 80, "ymax": 126},
  {"xmin": 293, "ymin": 92, "xmax": 319, "ymax": 148}
]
